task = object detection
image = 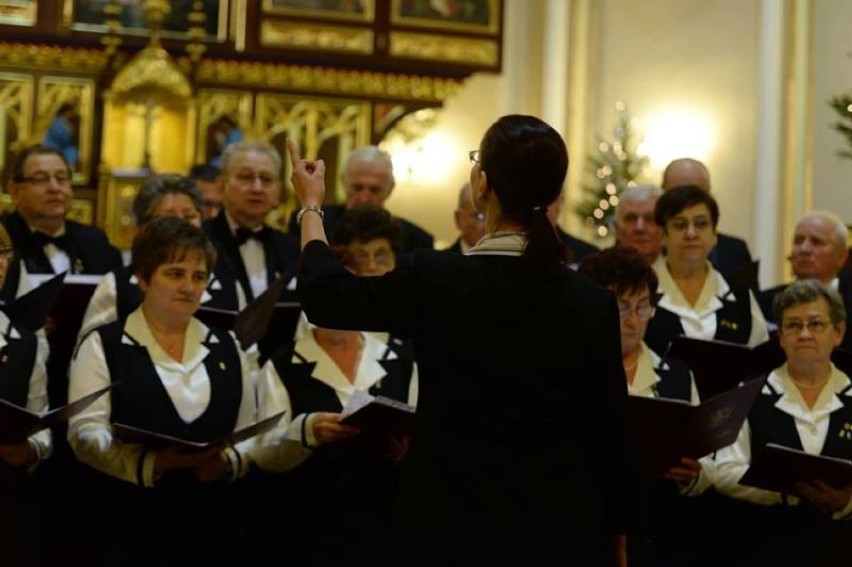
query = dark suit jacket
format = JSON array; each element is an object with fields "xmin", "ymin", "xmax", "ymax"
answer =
[
  {"xmin": 1, "ymin": 211, "xmax": 122, "ymax": 301},
  {"xmin": 709, "ymin": 232, "xmax": 753, "ymax": 281},
  {"xmin": 288, "ymin": 204, "xmax": 434, "ymax": 257},
  {"xmin": 298, "ymin": 241, "xmax": 638, "ymax": 562},
  {"xmin": 556, "ymin": 227, "xmax": 599, "ymax": 265}
]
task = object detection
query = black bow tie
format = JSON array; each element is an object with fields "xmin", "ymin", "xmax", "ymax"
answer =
[
  {"xmin": 234, "ymin": 226, "xmax": 269, "ymax": 246},
  {"xmin": 32, "ymin": 231, "xmax": 70, "ymax": 251}
]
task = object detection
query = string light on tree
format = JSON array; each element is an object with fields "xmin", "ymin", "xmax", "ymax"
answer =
[
  {"xmin": 828, "ymin": 93, "xmax": 852, "ymax": 160},
  {"xmin": 574, "ymin": 101, "xmax": 648, "ymax": 238}
]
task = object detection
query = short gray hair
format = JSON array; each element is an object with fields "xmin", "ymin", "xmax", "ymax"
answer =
[
  {"xmin": 343, "ymin": 146, "xmax": 394, "ymax": 188},
  {"xmin": 616, "ymin": 184, "xmax": 662, "ymax": 217},
  {"xmin": 221, "ymin": 140, "xmax": 282, "ymax": 177},
  {"xmin": 773, "ymin": 279, "xmax": 846, "ymax": 327},
  {"xmin": 798, "ymin": 211, "xmax": 847, "ymax": 248}
]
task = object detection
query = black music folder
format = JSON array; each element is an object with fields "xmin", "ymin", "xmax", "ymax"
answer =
[
  {"xmin": 111, "ymin": 410, "xmax": 286, "ymax": 452},
  {"xmin": 667, "ymin": 336, "xmax": 852, "ymax": 400},
  {"xmin": 629, "ymin": 375, "xmax": 766, "ymax": 475},
  {"xmin": 341, "ymin": 391, "xmax": 415, "ymax": 446},
  {"xmin": 740, "ymin": 443, "xmax": 852, "ymax": 495},
  {"xmin": 2, "ymin": 271, "xmax": 67, "ymax": 332},
  {"xmin": 0, "ymin": 385, "xmax": 113, "ymax": 444},
  {"xmin": 195, "ymin": 277, "xmax": 300, "ymax": 350},
  {"xmin": 4, "ymin": 273, "xmax": 101, "ymax": 341}
]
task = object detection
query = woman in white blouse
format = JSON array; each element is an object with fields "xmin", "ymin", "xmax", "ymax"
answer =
[
  {"xmin": 644, "ymin": 185, "xmax": 768, "ymax": 357},
  {"xmin": 0, "ymin": 224, "xmax": 50, "ymax": 567},
  {"xmin": 68, "ymin": 217, "xmax": 260, "ymax": 567},
  {"xmin": 714, "ymin": 280, "xmax": 852, "ymax": 566},
  {"xmin": 580, "ymin": 245, "xmax": 712, "ymax": 567}
]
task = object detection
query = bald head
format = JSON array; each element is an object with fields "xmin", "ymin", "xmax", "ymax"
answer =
[
  {"xmin": 661, "ymin": 158, "xmax": 710, "ymax": 192},
  {"xmin": 342, "ymin": 146, "xmax": 395, "ymax": 210}
]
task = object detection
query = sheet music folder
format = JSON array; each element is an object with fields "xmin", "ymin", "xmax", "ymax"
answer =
[
  {"xmin": 0, "ymin": 385, "xmax": 113, "ymax": 444},
  {"xmin": 4, "ymin": 273, "xmax": 101, "ymax": 341},
  {"xmin": 341, "ymin": 392, "xmax": 415, "ymax": 444},
  {"xmin": 111, "ymin": 410, "xmax": 286, "ymax": 452},
  {"xmin": 194, "ymin": 277, "xmax": 299, "ymax": 350},
  {"xmin": 667, "ymin": 336, "xmax": 852, "ymax": 400},
  {"xmin": 740, "ymin": 443, "xmax": 852, "ymax": 494},
  {"xmin": 629, "ymin": 375, "xmax": 766, "ymax": 475}
]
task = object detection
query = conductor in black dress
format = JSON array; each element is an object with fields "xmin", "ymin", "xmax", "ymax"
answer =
[{"xmin": 288, "ymin": 115, "xmax": 637, "ymax": 565}]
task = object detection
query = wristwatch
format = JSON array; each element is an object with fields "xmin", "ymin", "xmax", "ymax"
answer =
[{"xmin": 296, "ymin": 205, "xmax": 324, "ymax": 226}]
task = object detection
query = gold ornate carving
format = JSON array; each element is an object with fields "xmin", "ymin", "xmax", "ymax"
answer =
[
  {"xmin": 0, "ymin": 43, "xmax": 110, "ymax": 73},
  {"xmin": 0, "ymin": 0, "xmax": 37, "ymax": 27},
  {"xmin": 110, "ymin": 45, "xmax": 192, "ymax": 97},
  {"xmin": 390, "ymin": 32, "xmax": 498, "ymax": 66},
  {"xmin": 195, "ymin": 89, "xmax": 253, "ymax": 164},
  {"xmin": 255, "ymin": 94, "xmax": 370, "ymax": 204},
  {"xmin": 260, "ymin": 21, "xmax": 373, "ymax": 54},
  {"xmin": 195, "ymin": 60, "xmax": 461, "ymax": 102},
  {"xmin": 391, "ymin": 0, "xmax": 500, "ymax": 34},
  {"xmin": 0, "ymin": 73, "xmax": 33, "ymax": 176},
  {"xmin": 36, "ymin": 76, "xmax": 96, "ymax": 185},
  {"xmin": 262, "ymin": 0, "xmax": 375, "ymax": 21}
]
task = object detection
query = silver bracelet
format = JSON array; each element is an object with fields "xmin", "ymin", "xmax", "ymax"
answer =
[{"xmin": 296, "ymin": 205, "xmax": 324, "ymax": 226}]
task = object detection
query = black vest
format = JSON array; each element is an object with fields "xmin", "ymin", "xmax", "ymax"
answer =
[
  {"xmin": 653, "ymin": 356, "xmax": 694, "ymax": 402},
  {"xmin": 748, "ymin": 375, "xmax": 852, "ymax": 460},
  {"xmin": 0, "ymin": 317, "xmax": 39, "ymax": 408},
  {"xmin": 97, "ymin": 320, "xmax": 242, "ymax": 442},
  {"xmin": 645, "ymin": 283, "xmax": 753, "ymax": 357}
]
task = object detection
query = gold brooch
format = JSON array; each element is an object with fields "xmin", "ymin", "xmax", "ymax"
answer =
[
  {"xmin": 219, "ymin": 362, "xmax": 226, "ymax": 371},
  {"xmin": 840, "ymin": 423, "xmax": 852, "ymax": 440},
  {"xmin": 73, "ymin": 259, "xmax": 84, "ymax": 274},
  {"xmin": 720, "ymin": 320, "xmax": 738, "ymax": 331}
]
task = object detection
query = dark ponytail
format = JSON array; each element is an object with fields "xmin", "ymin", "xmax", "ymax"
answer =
[{"xmin": 479, "ymin": 115, "xmax": 569, "ymax": 273}]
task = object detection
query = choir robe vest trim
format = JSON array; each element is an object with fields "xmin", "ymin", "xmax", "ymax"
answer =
[
  {"xmin": 203, "ymin": 212, "xmax": 298, "ymax": 303},
  {"xmin": 748, "ymin": 375, "xmax": 852, "ymax": 460},
  {"xmin": 653, "ymin": 357, "xmax": 694, "ymax": 402},
  {"xmin": 0, "ymin": 316, "xmax": 38, "ymax": 408},
  {"xmin": 96, "ymin": 321, "xmax": 242, "ymax": 441},
  {"xmin": 271, "ymin": 336, "xmax": 414, "ymax": 416},
  {"xmin": 113, "ymin": 265, "xmax": 240, "ymax": 322},
  {"xmin": 645, "ymin": 284, "xmax": 753, "ymax": 357}
]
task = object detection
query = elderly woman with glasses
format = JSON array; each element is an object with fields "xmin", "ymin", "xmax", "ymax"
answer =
[
  {"xmin": 580, "ymin": 245, "xmax": 712, "ymax": 567},
  {"xmin": 712, "ymin": 280, "xmax": 852, "ymax": 566},
  {"xmin": 79, "ymin": 174, "xmax": 241, "ymax": 340},
  {"xmin": 0, "ymin": 224, "xmax": 51, "ymax": 566},
  {"xmin": 251, "ymin": 204, "xmax": 418, "ymax": 565},
  {"xmin": 643, "ymin": 185, "xmax": 768, "ymax": 357}
]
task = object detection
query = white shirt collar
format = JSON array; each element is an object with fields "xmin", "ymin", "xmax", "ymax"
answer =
[
  {"xmin": 628, "ymin": 342, "xmax": 663, "ymax": 397},
  {"xmin": 294, "ymin": 331, "xmax": 392, "ymax": 394},
  {"xmin": 123, "ymin": 308, "xmax": 213, "ymax": 372},
  {"xmin": 654, "ymin": 258, "xmax": 731, "ymax": 318},
  {"xmin": 767, "ymin": 363, "xmax": 851, "ymax": 421},
  {"xmin": 466, "ymin": 232, "xmax": 526, "ymax": 257}
]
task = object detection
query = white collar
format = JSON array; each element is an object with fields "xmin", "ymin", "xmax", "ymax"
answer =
[
  {"xmin": 628, "ymin": 342, "xmax": 663, "ymax": 397},
  {"xmin": 767, "ymin": 363, "xmax": 852, "ymax": 421},
  {"xmin": 654, "ymin": 259, "xmax": 731, "ymax": 317},
  {"xmin": 466, "ymin": 231, "xmax": 526, "ymax": 257},
  {"xmin": 294, "ymin": 331, "xmax": 392, "ymax": 393},
  {"xmin": 123, "ymin": 308, "xmax": 214, "ymax": 371}
]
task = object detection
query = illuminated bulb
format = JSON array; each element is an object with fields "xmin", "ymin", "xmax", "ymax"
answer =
[
  {"xmin": 599, "ymin": 142, "xmax": 610, "ymax": 152},
  {"xmin": 600, "ymin": 201, "xmax": 610, "ymax": 211},
  {"xmin": 597, "ymin": 225, "xmax": 609, "ymax": 237},
  {"xmin": 593, "ymin": 209, "xmax": 604, "ymax": 219},
  {"xmin": 609, "ymin": 196, "xmax": 619, "ymax": 206},
  {"xmin": 606, "ymin": 183, "xmax": 617, "ymax": 195},
  {"xmin": 601, "ymin": 165, "xmax": 612, "ymax": 175},
  {"xmin": 615, "ymin": 100, "xmax": 626, "ymax": 112}
]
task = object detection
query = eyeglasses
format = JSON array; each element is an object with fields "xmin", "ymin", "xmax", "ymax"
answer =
[
  {"xmin": 618, "ymin": 304, "xmax": 655, "ymax": 320},
  {"xmin": 468, "ymin": 150, "xmax": 481, "ymax": 165},
  {"xmin": 780, "ymin": 319, "xmax": 832, "ymax": 336},
  {"xmin": 0, "ymin": 246, "xmax": 13, "ymax": 261},
  {"xmin": 666, "ymin": 217, "xmax": 713, "ymax": 233},
  {"xmin": 351, "ymin": 250, "xmax": 394, "ymax": 269},
  {"xmin": 20, "ymin": 172, "xmax": 71, "ymax": 186}
]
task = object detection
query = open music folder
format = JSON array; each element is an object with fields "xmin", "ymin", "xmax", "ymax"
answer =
[
  {"xmin": 0, "ymin": 385, "xmax": 113, "ymax": 444},
  {"xmin": 740, "ymin": 443, "xmax": 852, "ymax": 495},
  {"xmin": 629, "ymin": 375, "xmax": 766, "ymax": 475},
  {"xmin": 194, "ymin": 277, "xmax": 300, "ymax": 350},
  {"xmin": 341, "ymin": 391, "xmax": 415, "ymax": 447},
  {"xmin": 666, "ymin": 336, "xmax": 852, "ymax": 400},
  {"xmin": 111, "ymin": 410, "xmax": 286, "ymax": 452}
]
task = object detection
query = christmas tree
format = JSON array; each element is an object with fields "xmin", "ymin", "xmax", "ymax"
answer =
[
  {"xmin": 574, "ymin": 101, "xmax": 648, "ymax": 239},
  {"xmin": 828, "ymin": 94, "xmax": 852, "ymax": 160}
]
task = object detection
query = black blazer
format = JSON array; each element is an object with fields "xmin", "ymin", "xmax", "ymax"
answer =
[
  {"xmin": 298, "ymin": 241, "xmax": 637, "ymax": 562},
  {"xmin": 556, "ymin": 227, "xmax": 599, "ymax": 265},
  {"xmin": 709, "ymin": 232, "xmax": 752, "ymax": 281},
  {"xmin": 1, "ymin": 211, "xmax": 122, "ymax": 296},
  {"xmin": 203, "ymin": 211, "xmax": 298, "ymax": 303},
  {"xmin": 288, "ymin": 204, "xmax": 434, "ymax": 257}
]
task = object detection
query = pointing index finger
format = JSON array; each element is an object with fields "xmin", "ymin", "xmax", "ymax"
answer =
[{"xmin": 286, "ymin": 138, "xmax": 302, "ymax": 165}]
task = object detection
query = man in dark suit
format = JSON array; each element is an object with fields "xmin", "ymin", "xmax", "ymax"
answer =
[
  {"xmin": 203, "ymin": 140, "xmax": 298, "ymax": 305},
  {"xmin": 758, "ymin": 212, "xmax": 852, "ymax": 347},
  {"xmin": 445, "ymin": 182, "xmax": 486, "ymax": 253},
  {"xmin": 546, "ymin": 193, "xmax": 598, "ymax": 266},
  {"xmin": 288, "ymin": 145, "xmax": 433, "ymax": 257},
  {"xmin": 661, "ymin": 158, "xmax": 753, "ymax": 282},
  {"xmin": 2, "ymin": 145, "xmax": 122, "ymax": 301}
]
